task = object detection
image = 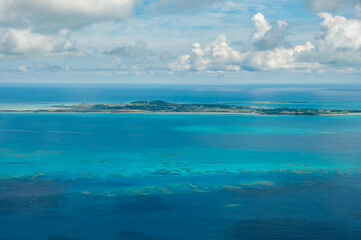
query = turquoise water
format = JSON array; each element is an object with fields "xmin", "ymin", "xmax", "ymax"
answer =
[
  {"xmin": 1, "ymin": 85, "xmax": 361, "ymax": 239},
  {"xmin": 1, "ymin": 112, "xmax": 361, "ymax": 239}
]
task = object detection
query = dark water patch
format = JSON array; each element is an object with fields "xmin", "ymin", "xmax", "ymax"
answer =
[
  {"xmin": 71, "ymin": 177, "xmax": 134, "ymax": 189},
  {"xmin": 116, "ymin": 231, "xmax": 156, "ymax": 240},
  {"xmin": 116, "ymin": 196, "xmax": 171, "ymax": 214},
  {"xmin": 48, "ymin": 236, "xmax": 72, "ymax": 240},
  {"xmin": 349, "ymin": 212, "xmax": 361, "ymax": 220},
  {"xmin": 222, "ymin": 218, "xmax": 359, "ymax": 240},
  {"xmin": 78, "ymin": 195, "xmax": 171, "ymax": 216},
  {"xmin": 116, "ymin": 231, "xmax": 180, "ymax": 240},
  {"xmin": 0, "ymin": 179, "xmax": 66, "ymax": 198},
  {"xmin": 0, "ymin": 162, "xmax": 28, "ymax": 165},
  {"xmin": 0, "ymin": 179, "xmax": 66, "ymax": 213},
  {"xmin": 0, "ymin": 195, "xmax": 65, "ymax": 214}
]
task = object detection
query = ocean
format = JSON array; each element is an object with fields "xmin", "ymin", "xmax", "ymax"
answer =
[{"xmin": 1, "ymin": 84, "xmax": 361, "ymax": 240}]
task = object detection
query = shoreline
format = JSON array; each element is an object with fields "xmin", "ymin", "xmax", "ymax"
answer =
[{"xmin": 1, "ymin": 109, "xmax": 361, "ymax": 116}]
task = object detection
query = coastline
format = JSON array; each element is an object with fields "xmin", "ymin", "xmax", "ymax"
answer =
[{"xmin": 1, "ymin": 109, "xmax": 361, "ymax": 116}]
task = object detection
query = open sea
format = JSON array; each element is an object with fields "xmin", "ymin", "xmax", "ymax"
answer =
[{"xmin": 1, "ymin": 84, "xmax": 361, "ymax": 240}]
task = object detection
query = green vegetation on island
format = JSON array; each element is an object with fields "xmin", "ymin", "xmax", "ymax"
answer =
[{"xmin": 20, "ymin": 100, "xmax": 360, "ymax": 116}]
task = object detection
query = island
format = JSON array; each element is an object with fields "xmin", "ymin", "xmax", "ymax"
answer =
[{"xmin": 2, "ymin": 100, "xmax": 361, "ymax": 116}]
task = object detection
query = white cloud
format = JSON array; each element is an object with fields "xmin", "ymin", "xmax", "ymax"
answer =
[
  {"xmin": 242, "ymin": 42, "xmax": 315, "ymax": 70},
  {"xmin": 252, "ymin": 13, "xmax": 271, "ymax": 40},
  {"xmin": 170, "ymin": 34, "xmax": 315, "ymax": 72},
  {"xmin": 170, "ymin": 14, "xmax": 315, "ymax": 72},
  {"xmin": 0, "ymin": 28, "xmax": 81, "ymax": 57},
  {"xmin": 169, "ymin": 54, "xmax": 191, "ymax": 71},
  {"xmin": 252, "ymin": 13, "xmax": 291, "ymax": 50},
  {"xmin": 0, "ymin": 0, "xmax": 136, "ymax": 31},
  {"xmin": 304, "ymin": 12, "xmax": 361, "ymax": 65},
  {"xmin": 170, "ymin": 10, "xmax": 361, "ymax": 73},
  {"xmin": 170, "ymin": 34, "xmax": 243, "ymax": 72},
  {"xmin": 18, "ymin": 65, "xmax": 28, "ymax": 72},
  {"xmin": 0, "ymin": 0, "xmax": 137, "ymax": 57}
]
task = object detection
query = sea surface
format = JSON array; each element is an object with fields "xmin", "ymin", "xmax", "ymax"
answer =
[{"xmin": 1, "ymin": 84, "xmax": 361, "ymax": 240}]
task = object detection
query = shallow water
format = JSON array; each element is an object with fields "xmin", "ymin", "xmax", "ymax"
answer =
[
  {"xmin": 1, "ymin": 112, "xmax": 361, "ymax": 240},
  {"xmin": 1, "ymin": 85, "xmax": 361, "ymax": 239}
]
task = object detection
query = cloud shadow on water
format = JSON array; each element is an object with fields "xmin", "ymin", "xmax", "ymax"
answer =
[
  {"xmin": 116, "ymin": 196, "xmax": 171, "ymax": 214},
  {"xmin": 222, "ymin": 218, "xmax": 359, "ymax": 240},
  {"xmin": 0, "ymin": 178, "xmax": 66, "ymax": 213}
]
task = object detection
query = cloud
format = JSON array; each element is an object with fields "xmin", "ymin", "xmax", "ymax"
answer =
[
  {"xmin": 169, "ymin": 54, "xmax": 191, "ymax": 71},
  {"xmin": 170, "ymin": 14, "xmax": 314, "ymax": 72},
  {"xmin": 18, "ymin": 65, "xmax": 28, "ymax": 72},
  {"xmin": 104, "ymin": 40, "xmax": 151, "ymax": 58},
  {"xmin": 169, "ymin": 34, "xmax": 244, "ymax": 72},
  {"xmin": 105, "ymin": 57, "xmax": 122, "ymax": 69},
  {"xmin": 318, "ymin": 12, "xmax": 361, "ymax": 51},
  {"xmin": 0, "ymin": 0, "xmax": 136, "ymax": 31},
  {"xmin": 252, "ymin": 13, "xmax": 271, "ymax": 40},
  {"xmin": 159, "ymin": 51, "xmax": 175, "ymax": 61},
  {"xmin": 170, "ymin": 10, "xmax": 361, "ymax": 73},
  {"xmin": 242, "ymin": 42, "xmax": 315, "ymax": 70},
  {"xmin": 147, "ymin": 0, "xmax": 217, "ymax": 14},
  {"xmin": 303, "ymin": 0, "xmax": 358, "ymax": 12},
  {"xmin": 34, "ymin": 63, "xmax": 72, "ymax": 71},
  {"xmin": 0, "ymin": 28, "xmax": 81, "ymax": 57},
  {"xmin": 302, "ymin": 12, "xmax": 361, "ymax": 65},
  {"xmin": 356, "ymin": 3, "xmax": 361, "ymax": 18},
  {"xmin": 15, "ymin": 63, "xmax": 71, "ymax": 72},
  {"xmin": 252, "ymin": 13, "xmax": 291, "ymax": 50},
  {"xmin": 170, "ymin": 34, "xmax": 315, "ymax": 72}
]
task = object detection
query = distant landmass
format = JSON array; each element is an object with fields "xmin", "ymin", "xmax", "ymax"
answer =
[{"xmin": 2, "ymin": 100, "xmax": 361, "ymax": 116}]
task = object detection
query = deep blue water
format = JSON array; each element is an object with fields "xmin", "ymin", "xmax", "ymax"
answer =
[
  {"xmin": 1, "ymin": 85, "xmax": 361, "ymax": 240},
  {"xmin": 0, "ymin": 83, "xmax": 361, "ymax": 104}
]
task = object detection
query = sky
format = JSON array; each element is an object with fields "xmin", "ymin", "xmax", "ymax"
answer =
[{"xmin": 1, "ymin": 0, "xmax": 361, "ymax": 84}]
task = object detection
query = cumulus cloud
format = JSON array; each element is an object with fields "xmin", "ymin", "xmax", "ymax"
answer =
[
  {"xmin": 252, "ymin": 13, "xmax": 271, "ymax": 40},
  {"xmin": 104, "ymin": 40, "xmax": 151, "ymax": 58},
  {"xmin": 170, "ymin": 35, "xmax": 243, "ymax": 72},
  {"xmin": 0, "ymin": 0, "xmax": 137, "ymax": 57},
  {"xmin": 169, "ymin": 54, "xmax": 191, "ymax": 71},
  {"xmin": 252, "ymin": 13, "xmax": 291, "ymax": 50},
  {"xmin": 170, "ymin": 9, "xmax": 361, "ymax": 73},
  {"xmin": 170, "ymin": 13, "xmax": 315, "ymax": 72},
  {"xmin": 0, "ymin": 28, "xmax": 80, "ymax": 57},
  {"xmin": 0, "ymin": 0, "xmax": 136, "ymax": 31},
  {"xmin": 301, "ymin": 12, "xmax": 361, "ymax": 65},
  {"xmin": 242, "ymin": 42, "xmax": 315, "ymax": 70},
  {"xmin": 169, "ymin": 33, "xmax": 314, "ymax": 72}
]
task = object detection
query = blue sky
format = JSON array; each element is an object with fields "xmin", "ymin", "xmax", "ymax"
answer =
[{"xmin": 0, "ymin": 0, "xmax": 361, "ymax": 84}]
